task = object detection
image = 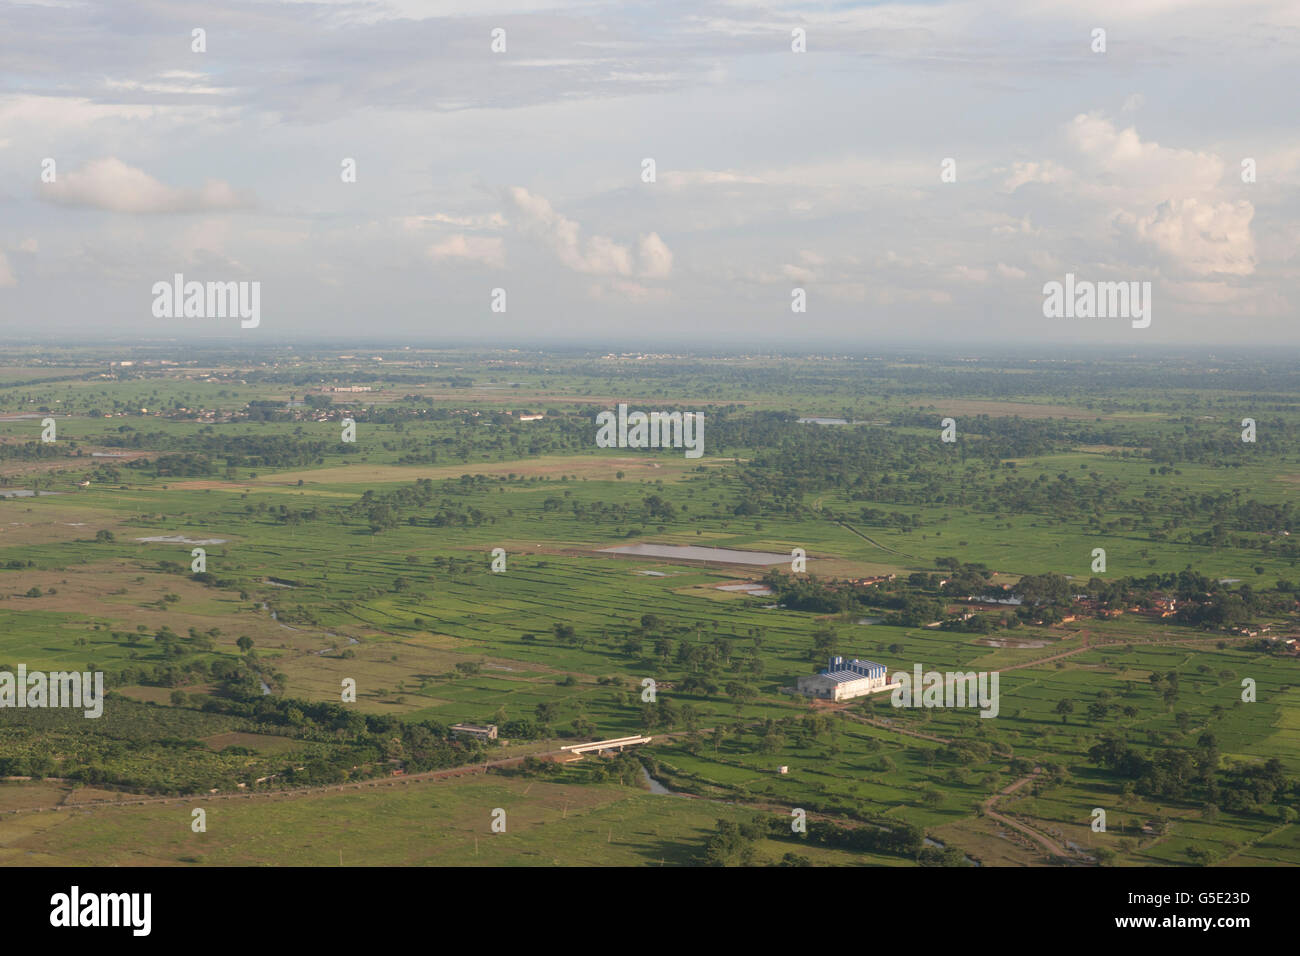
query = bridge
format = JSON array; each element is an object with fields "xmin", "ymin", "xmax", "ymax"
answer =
[{"xmin": 558, "ymin": 735, "xmax": 653, "ymax": 757}]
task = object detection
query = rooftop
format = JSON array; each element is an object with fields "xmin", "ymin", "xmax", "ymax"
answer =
[{"xmin": 818, "ymin": 656, "xmax": 887, "ymax": 683}]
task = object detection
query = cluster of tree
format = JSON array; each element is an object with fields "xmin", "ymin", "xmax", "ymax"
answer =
[
  {"xmin": 760, "ymin": 561, "xmax": 1291, "ymax": 635},
  {"xmin": 1089, "ymin": 732, "xmax": 1297, "ymax": 814},
  {"xmin": 761, "ymin": 570, "xmax": 946, "ymax": 626},
  {"xmin": 701, "ymin": 814, "xmax": 938, "ymax": 866},
  {"xmin": 1149, "ymin": 422, "xmax": 1298, "ymax": 464},
  {"xmin": 109, "ymin": 431, "xmax": 345, "ymax": 471},
  {"xmin": 0, "ymin": 441, "xmax": 67, "ymax": 462}
]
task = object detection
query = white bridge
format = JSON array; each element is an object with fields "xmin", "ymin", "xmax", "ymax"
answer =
[{"xmin": 559, "ymin": 735, "xmax": 653, "ymax": 756}]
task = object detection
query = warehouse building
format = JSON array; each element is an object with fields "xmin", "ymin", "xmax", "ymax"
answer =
[{"xmin": 797, "ymin": 656, "xmax": 899, "ymax": 701}]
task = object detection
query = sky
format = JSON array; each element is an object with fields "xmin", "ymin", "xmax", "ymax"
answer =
[{"xmin": 0, "ymin": 0, "xmax": 1297, "ymax": 346}]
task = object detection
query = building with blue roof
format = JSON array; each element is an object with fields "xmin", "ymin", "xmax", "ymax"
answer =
[{"xmin": 796, "ymin": 656, "xmax": 898, "ymax": 701}]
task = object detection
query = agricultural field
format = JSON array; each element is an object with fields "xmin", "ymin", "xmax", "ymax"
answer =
[{"xmin": 0, "ymin": 345, "xmax": 1297, "ymax": 867}]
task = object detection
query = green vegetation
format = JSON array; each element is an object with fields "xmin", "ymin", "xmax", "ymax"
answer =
[{"xmin": 0, "ymin": 345, "xmax": 1297, "ymax": 866}]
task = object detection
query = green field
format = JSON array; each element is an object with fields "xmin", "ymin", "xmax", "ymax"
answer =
[{"xmin": 0, "ymin": 346, "xmax": 1297, "ymax": 866}]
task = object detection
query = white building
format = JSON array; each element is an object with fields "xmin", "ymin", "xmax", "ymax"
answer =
[
  {"xmin": 450, "ymin": 723, "xmax": 498, "ymax": 742},
  {"xmin": 797, "ymin": 656, "xmax": 898, "ymax": 701}
]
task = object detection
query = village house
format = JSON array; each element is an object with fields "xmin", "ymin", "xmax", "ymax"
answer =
[{"xmin": 450, "ymin": 723, "xmax": 499, "ymax": 743}]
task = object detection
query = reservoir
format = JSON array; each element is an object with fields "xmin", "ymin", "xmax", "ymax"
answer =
[{"xmin": 601, "ymin": 543, "xmax": 789, "ymax": 565}]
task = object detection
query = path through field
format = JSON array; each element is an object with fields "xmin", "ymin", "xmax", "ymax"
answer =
[
  {"xmin": 834, "ymin": 519, "xmax": 917, "ymax": 559},
  {"xmin": 980, "ymin": 769, "xmax": 1071, "ymax": 862}
]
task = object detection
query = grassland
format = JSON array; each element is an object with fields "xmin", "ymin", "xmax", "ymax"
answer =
[{"xmin": 0, "ymin": 346, "xmax": 1296, "ymax": 866}]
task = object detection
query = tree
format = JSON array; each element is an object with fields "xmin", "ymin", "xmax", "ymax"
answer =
[
  {"xmin": 725, "ymin": 682, "xmax": 757, "ymax": 706},
  {"xmin": 236, "ymin": 635, "xmax": 254, "ymax": 653},
  {"xmin": 1055, "ymin": 698, "xmax": 1075, "ymax": 723},
  {"xmin": 811, "ymin": 628, "xmax": 839, "ymax": 660},
  {"xmin": 703, "ymin": 819, "xmax": 760, "ymax": 866},
  {"xmin": 367, "ymin": 504, "xmax": 397, "ymax": 534}
]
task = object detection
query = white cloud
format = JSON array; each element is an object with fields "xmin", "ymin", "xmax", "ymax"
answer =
[
  {"xmin": 1065, "ymin": 112, "xmax": 1223, "ymax": 193},
  {"xmin": 1001, "ymin": 160, "xmax": 1068, "ymax": 192},
  {"xmin": 428, "ymin": 234, "xmax": 506, "ymax": 268},
  {"xmin": 1053, "ymin": 114, "xmax": 1258, "ymax": 278},
  {"xmin": 40, "ymin": 158, "xmax": 253, "ymax": 214},
  {"xmin": 507, "ymin": 186, "xmax": 672, "ymax": 279},
  {"xmin": 662, "ymin": 169, "xmax": 765, "ymax": 187},
  {"xmin": 996, "ymin": 262, "xmax": 1027, "ymax": 279},
  {"xmin": 589, "ymin": 278, "xmax": 671, "ymax": 301},
  {"xmin": 1027, "ymin": 248, "xmax": 1062, "ymax": 273},
  {"xmin": 637, "ymin": 232, "xmax": 673, "ymax": 278},
  {"xmin": 990, "ymin": 215, "xmax": 1042, "ymax": 237},
  {"xmin": 411, "ymin": 212, "xmax": 507, "ymax": 230},
  {"xmin": 1123, "ymin": 197, "xmax": 1256, "ymax": 276},
  {"xmin": 0, "ymin": 252, "xmax": 14, "ymax": 288}
]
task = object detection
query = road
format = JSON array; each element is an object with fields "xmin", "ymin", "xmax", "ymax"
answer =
[{"xmin": 980, "ymin": 769, "xmax": 1071, "ymax": 862}]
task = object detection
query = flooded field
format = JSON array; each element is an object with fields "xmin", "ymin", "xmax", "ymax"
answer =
[
  {"xmin": 716, "ymin": 582, "xmax": 773, "ymax": 596},
  {"xmin": 973, "ymin": 637, "xmax": 1049, "ymax": 649},
  {"xmin": 600, "ymin": 543, "xmax": 790, "ymax": 565}
]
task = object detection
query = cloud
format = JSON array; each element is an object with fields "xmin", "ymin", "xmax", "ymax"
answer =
[
  {"xmin": 428, "ymin": 234, "xmax": 506, "ymax": 268},
  {"xmin": 662, "ymin": 169, "xmax": 765, "ymax": 187},
  {"xmin": 40, "ymin": 158, "xmax": 253, "ymax": 214},
  {"xmin": 636, "ymin": 233, "xmax": 673, "ymax": 278},
  {"xmin": 1122, "ymin": 197, "xmax": 1256, "ymax": 276},
  {"xmin": 996, "ymin": 262, "xmax": 1027, "ymax": 279},
  {"xmin": 990, "ymin": 215, "xmax": 1042, "ymax": 237},
  {"xmin": 589, "ymin": 278, "xmax": 670, "ymax": 302},
  {"xmin": 1001, "ymin": 160, "xmax": 1068, "ymax": 192},
  {"xmin": 951, "ymin": 265, "xmax": 989, "ymax": 282},
  {"xmin": 506, "ymin": 186, "xmax": 672, "ymax": 279},
  {"xmin": 1039, "ymin": 114, "xmax": 1260, "ymax": 278},
  {"xmin": 405, "ymin": 213, "xmax": 507, "ymax": 230},
  {"xmin": 1065, "ymin": 113, "xmax": 1223, "ymax": 193},
  {"xmin": 0, "ymin": 252, "xmax": 14, "ymax": 288}
]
